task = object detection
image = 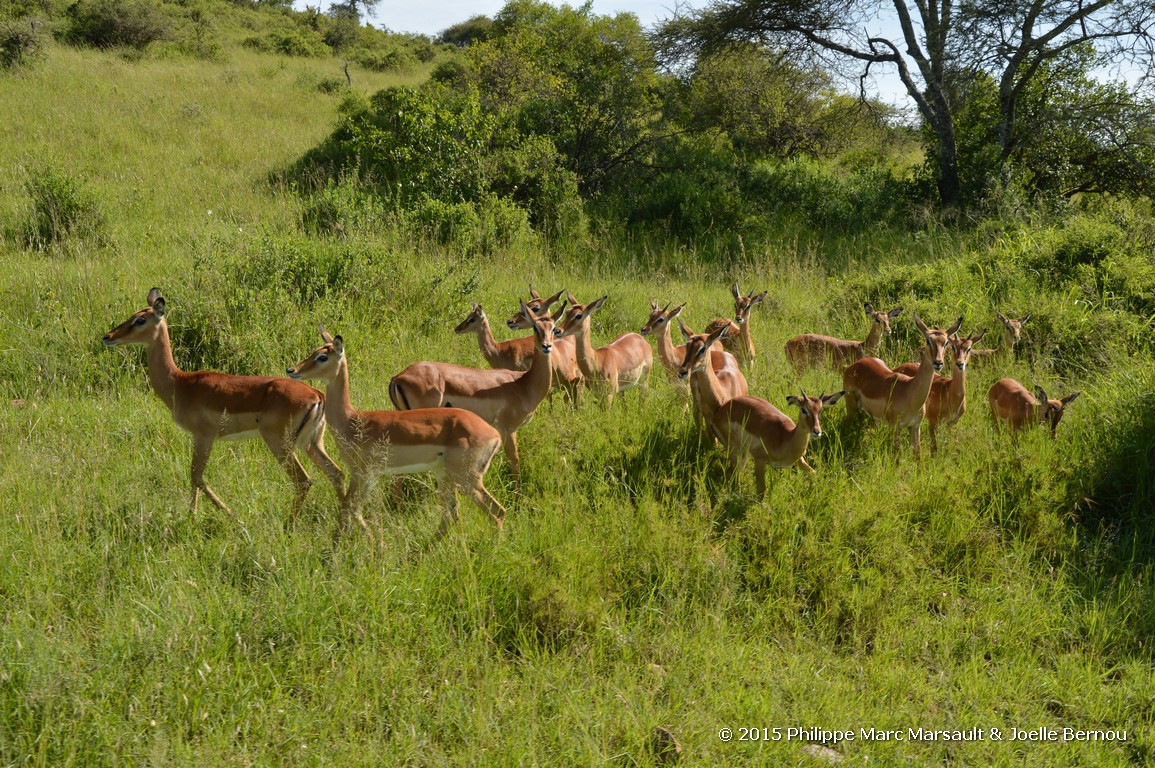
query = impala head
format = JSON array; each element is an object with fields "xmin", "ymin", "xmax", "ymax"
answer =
[
  {"xmin": 730, "ymin": 283, "xmax": 767, "ymax": 325},
  {"xmin": 287, "ymin": 325, "xmax": 345, "ymax": 383},
  {"xmin": 785, "ymin": 390, "xmax": 845, "ymax": 439},
  {"xmin": 1034, "ymin": 385, "xmax": 1081, "ymax": 438},
  {"xmin": 454, "ymin": 302, "xmax": 487, "ymax": 334},
  {"xmin": 507, "ymin": 285, "xmax": 564, "ymax": 330},
  {"xmin": 948, "ymin": 328, "xmax": 986, "ymax": 372},
  {"xmin": 996, "ymin": 311, "xmax": 1031, "ymax": 344},
  {"xmin": 516, "ymin": 299, "xmax": 561, "ymax": 354},
  {"xmin": 640, "ymin": 299, "xmax": 684, "ymax": 336},
  {"xmin": 677, "ymin": 324, "xmax": 729, "ymax": 379},
  {"xmin": 554, "ymin": 292, "xmax": 607, "ymax": 339},
  {"xmin": 103, "ymin": 288, "xmax": 167, "ymax": 347},
  {"xmin": 913, "ymin": 312, "xmax": 963, "ymax": 373},
  {"xmin": 865, "ymin": 302, "xmax": 904, "ymax": 335}
]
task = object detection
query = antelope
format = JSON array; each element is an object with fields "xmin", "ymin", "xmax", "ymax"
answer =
[
  {"xmin": 288, "ymin": 327, "xmax": 506, "ymax": 541},
  {"xmin": 505, "ymin": 286, "xmax": 583, "ymax": 403},
  {"xmin": 455, "ymin": 302, "xmax": 534, "ymax": 371},
  {"xmin": 711, "ymin": 391, "xmax": 845, "ymax": 499},
  {"xmin": 784, "ymin": 303, "xmax": 904, "ymax": 373},
  {"xmin": 554, "ymin": 292, "xmax": 653, "ymax": 406},
  {"xmin": 676, "ymin": 324, "xmax": 749, "ymax": 433},
  {"xmin": 702, "ymin": 283, "xmax": 767, "ymax": 367},
  {"xmin": 842, "ymin": 313, "xmax": 963, "ymax": 459},
  {"xmin": 973, "ymin": 311, "xmax": 1031, "ymax": 361},
  {"xmin": 101, "ymin": 288, "xmax": 345, "ymax": 516},
  {"xmin": 640, "ymin": 300, "xmax": 735, "ymax": 399},
  {"xmin": 988, "ymin": 379, "xmax": 1080, "ymax": 438},
  {"xmin": 389, "ymin": 301, "xmax": 558, "ymax": 486},
  {"xmin": 892, "ymin": 328, "xmax": 986, "ymax": 453}
]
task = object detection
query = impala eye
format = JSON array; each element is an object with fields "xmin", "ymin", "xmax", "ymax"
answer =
[
  {"xmin": 574, "ymin": 313, "xmax": 583, "ymax": 320},
  {"xmin": 317, "ymin": 354, "xmax": 328, "ymax": 363},
  {"xmin": 134, "ymin": 316, "xmax": 147, "ymax": 326},
  {"xmin": 697, "ymin": 348, "xmax": 706, "ymax": 357},
  {"xmin": 658, "ymin": 317, "xmax": 666, "ymax": 324}
]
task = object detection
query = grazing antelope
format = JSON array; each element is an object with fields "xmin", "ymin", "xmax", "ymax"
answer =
[
  {"xmin": 892, "ymin": 328, "xmax": 986, "ymax": 453},
  {"xmin": 784, "ymin": 303, "xmax": 904, "ymax": 373},
  {"xmin": 505, "ymin": 286, "xmax": 583, "ymax": 403},
  {"xmin": 554, "ymin": 292, "xmax": 653, "ymax": 406},
  {"xmin": 455, "ymin": 302, "xmax": 534, "ymax": 371},
  {"xmin": 102, "ymin": 288, "xmax": 345, "ymax": 516},
  {"xmin": 389, "ymin": 301, "xmax": 558, "ymax": 486},
  {"xmin": 703, "ymin": 283, "xmax": 767, "ymax": 367},
  {"xmin": 987, "ymin": 379, "xmax": 1080, "ymax": 438},
  {"xmin": 712, "ymin": 391, "xmax": 845, "ymax": 499},
  {"xmin": 676, "ymin": 324, "xmax": 749, "ymax": 433},
  {"xmin": 640, "ymin": 300, "xmax": 734, "ymax": 399},
  {"xmin": 842, "ymin": 313, "xmax": 963, "ymax": 459},
  {"xmin": 288, "ymin": 327, "xmax": 506, "ymax": 541},
  {"xmin": 973, "ymin": 311, "xmax": 1031, "ymax": 362}
]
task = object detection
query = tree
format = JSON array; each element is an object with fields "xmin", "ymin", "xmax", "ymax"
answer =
[{"xmin": 661, "ymin": 0, "xmax": 1153, "ymax": 207}]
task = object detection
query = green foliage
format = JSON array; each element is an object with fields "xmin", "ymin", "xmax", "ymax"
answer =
[
  {"xmin": 438, "ymin": 14, "xmax": 492, "ymax": 47},
  {"xmin": 746, "ymin": 156, "xmax": 909, "ymax": 230},
  {"xmin": 21, "ymin": 165, "xmax": 107, "ymax": 248},
  {"xmin": 0, "ymin": 17, "xmax": 44, "ymax": 68},
  {"xmin": 242, "ymin": 25, "xmax": 327, "ymax": 57},
  {"xmin": 64, "ymin": 0, "xmax": 171, "ymax": 49}
]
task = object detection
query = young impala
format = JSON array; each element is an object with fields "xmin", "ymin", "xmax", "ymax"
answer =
[
  {"xmin": 102, "ymin": 288, "xmax": 345, "ymax": 516},
  {"xmin": 712, "ymin": 390, "xmax": 845, "ymax": 499},
  {"xmin": 640, "ymin": 300, "xmax": 734, "ymax": 400},
  {"xmin": 842, "ymin": 313, "xmax": 963, "ymax": 459},
  {"xmin": 676, "ymin": 324, "xmax": 748, "ymax": 433},
  {"xmin": 892, "ymin": 328, "xmax": 986, "ymax": 453},
  {"xmin": 455, "ymin": 302, "xmax": 535, "ymax": 371},
  {"xmin": 288, "ymin": 327, "xmax": 506, "ymax": 542},
  {"xmin": 784, "ymin": 303, "xmax": 904, "ymax": 373},
  {"xmin": 389, "ymin": 301, "xmax": 558, "ymax": 486},
  {"xmin": 973, "ymin": 311, "xmax": 1031, "ymax": 362},
  {"xmin": 505, "ymin": 286, "xmax": 582, "ymax": 403},
  {"xmin": 703, "ymin": 283, "xmax": 767, "ymax": 368},
  {"xmin": 554, "ymin": 292, "xmax": 653, "ymax": 407},
  {"xmin": 987, "ymin": 378, "xmax": 1080, "ymax": 438}
]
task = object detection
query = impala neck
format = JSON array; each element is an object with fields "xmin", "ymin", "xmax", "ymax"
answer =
[
  {"xmin": 690, "ymin": 357, "xmax": 727, "ymax": 414},
  {"xmin": 474, "ymin": 315, "xmax": 502, "ymax": 366},
  {"xmin": 325, "ymin": 358, "xmax": 355, "ymax": 432},
  {"xmin": 656, "ymin": 322, "xmax": 681, "ymax": 369},
  {"xmin": 947, "ymin": 363, "xmax": 967, "ymax": 406},
  {"xmin": 739, "ymin": 322, "xmax": 754, "ymax": 359},
  {"xmin": 788, "ymin": 412, "xmax": 816, "ymax": 457},
  {"xmin": 909, "ymin": 344, "xmax": 938, "ymax": 405},
  {"xmin": 863, "ymin": 321, "xmax": 883, "ymax": 356},
  {"xmin": 572, "ymin": 322, "xmax": 600, "ymax": 380},
  {"xmin": 524, "ymin": 338, "xmax": 553, "ymax": 399},
  {"xmin": 145, "ymin": 319, "xmax": 181, "ymax": 411}
]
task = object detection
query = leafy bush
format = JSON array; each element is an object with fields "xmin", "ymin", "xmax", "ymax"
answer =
[
  {"xmin": 0, "ymin": 17, "xmax": 44, "ymax": 68},
  {"xmin": 22, "ymin": 166, "xmax": 107, "ymax": 248},
  {"xmin": 351, "ymin": 44, "xmax": 414, "ymax": 72},
  {"xmin": 242, "ymin": 27, "xmax": 327, "ymax": 57},
  {"xmin": 65, "ymin": 0, "xmax": 171, "ymax": 50},
  {"xmin": 745, "ymin": 157, "xmax": 908, "ymax": 230},
  {"xmin": 483, "ymin": 135, "xmax": 584, "ymax": 237}
]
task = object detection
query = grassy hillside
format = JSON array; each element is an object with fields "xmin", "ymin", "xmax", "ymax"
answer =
[{"xmin": 1, "ymin": 31, "xmax": 1153, "ymax": 767}]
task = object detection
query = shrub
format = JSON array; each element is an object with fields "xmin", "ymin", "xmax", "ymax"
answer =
[
  {"xmin": 65, "ymin": 0, "xmax": 171, "ymax": 50},
  {"xmin": 351, "ymin": 44, "xmax": 414, "ymax": 72},
  {"xmin": 242, "ymin": 27, "xmax": 328, "ymax": 57},
  {"xmin": 22, "ymin": 166, "xmax": 107, "ymax": 248},
  {"xmin": 0, "ymin": 17, "xmax": 44, "ymax": 68}
]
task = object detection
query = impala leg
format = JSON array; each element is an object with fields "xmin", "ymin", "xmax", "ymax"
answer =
[
  {"xmin": 796, "ymin": 457, "xmax": 817, "ymax": 476},
  {"xmin": 753, "ymin": 457, "xmax": 767, "ymax": 501},
  {"xmin": 927, "ymin": 423, "xmax": 939, "ymax": 455},
  {"xmin": 502, "ymin": 431, "xmax": 521, "ymax": 489},
  {"xmin": 191, "ymin": 435, "xmax": 232, "ymax": 515},
  {"xmin": 909, "ymin": 424, "xmax": 922, "ymax": 461},
  {"xmin": 339, "ymin": 474, "xmax": 374, "ymax": 548},
  {"xmin": 261, "ymin": 426, "xmax": 313, "ymax": 523},
  {"xmin": 466, "ymin": 479, "xmax": 506, "ymax": 531},
  {"xmin": 304, "ymin": 431, "xmax": 345, "ymax": 506},
  {"xmin": 435, "ymin": 481, "xmax": 461, "ymax": 538}
]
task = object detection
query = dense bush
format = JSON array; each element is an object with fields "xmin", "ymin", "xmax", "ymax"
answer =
[
  {"xmin": 64, "ymin": 0, "xmax": 170, "ymax": 50},
  {"xmin": 0, "ymin": 17, "xmax": 44, "ymax": 68},
  {"xmin": 242, "ymin": 26, "xmax": 327, "ymax": 57},
  {"xmin": 22, "ymin": 166, "xmax": 107, "ymax": 248}
]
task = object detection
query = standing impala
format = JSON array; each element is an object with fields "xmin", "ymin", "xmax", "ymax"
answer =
[
  {"xmin": 102, "ymin": 288, "xmax": 345, "ymax": 516},
  {"xmin": 389, "ymin": 302, "xmax": 558, "ymax": 486},
  {"xmin": 712, "ymin": 390, "xmax": 845, "ymax": 499},
  {"xmin": 703, "ymin": 283, "xmax": 767, "ymax": 368},
  {"xmin": 554, "ymin": 292, "xmax": 653, "ymax": 406},
  {"xmin": 988, "ymin": 379, "xmax": 1080, "ymax": 438},
  {"xmin": 892, "ymin": 328, "xmax": 985, "ymax": 453},
  {"xmin": 505, "ymin": 286, "xmax": 583, "ymax": 403},
  {"xmin": 288, "ymin": 328, "xmax": 506, "ymax": 541},
  {"xmin": 973, "ymin": 311, "xmax": 1031, "ymax": 362},
  {"xmin": 842, "ymin": 313, "xmax": 963, "ymax": 459},
  {"xmin": 455, "ymin": 302, "xmax": 535, "ymax": 371},
  {"xmin": 784, "ymin": 303, "xmax": 904, "ymax": 373},
  {"xmin": 676, "ymin": 324, "xmax": 748, "ymax": 433},
  {"xmin": 640, "ymin": 300, "xmax": 733, "ymax": 399}
]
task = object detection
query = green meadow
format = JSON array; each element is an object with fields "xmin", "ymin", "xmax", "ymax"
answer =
[{"xmin": 1, "ymin": 17, "xmax": 1153, "ymax": 768}]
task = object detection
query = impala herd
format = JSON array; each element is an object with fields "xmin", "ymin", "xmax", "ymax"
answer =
[{"xmin": 102, "ymin": 285, "xmax": 1079, "ymax": 541}]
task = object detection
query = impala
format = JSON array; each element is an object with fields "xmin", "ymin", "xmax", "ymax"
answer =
[
  {"xmin": 892, "ymin": 328, "xmax": 986, "ymax": 453},
  {"xmin": 505, "ymin": 285, "xmax": 583, "ymax": 403},
  {"xmin": 288, "ymin": 328, "xmax": 505, "ymax": 541},
  {"xmin": 712, "ymin": 391, "xmax": 845, "ymax": 499},
  {"xmin": 784, "ymin": 303, "xmax": 904, "ymax": 372},
  {"xmin": 389, "ymin": 301, "xmax": 558, "ymax": 486},
  {"xmin": 676, "ymin": 324, "xmax": 749, "ymax": 433},
  {"xmin": 640, "ymin": 300, "xmax": 733, "ymax": 399},
  {"xmin": 102, "ymin": 288, "xmax": 345, "ymax": 516},
  {"xmin": 842, "ymin": 313, "xmax": 963, "ymax": 458},
  {"xmin": 987, "ymin": 378, "xmax": 1080, "ymax": 438},
  {"xmin": 455, "ymin": 302, "xmax": 534, "ymax": 371},
  {"xmin": 973, "ymin": 311, "xmax": 1031, "ymax": 361},
  {"xmin": 554, "ymin": 292, "xmax": 653, "ymax": 406},
  {"xmin": 702, "ymin": 283, "xmax": 767, "ymax": 367}
]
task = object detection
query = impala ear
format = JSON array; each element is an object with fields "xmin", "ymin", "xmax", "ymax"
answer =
[
  {"xmin": 670, "ymin": 303, "xmax": 685, "ymax": 317},
  {"xmin": 751, "ymin": 290, "xmax": 767, "ymax": 304},
  {"xmin": 519, "ymin": 299, "xmax": 532, "ymax": 319},
  {"xmin": 677, "ymin": 319, "xmax": 694, "ymax": 340},
  {"xmin": 1035, "ymin": 385, "xmax": 1049, "ymax": 404},
  {"xmin": 650, "ymin": 297, "xmax": 658, "ymax": 310},
  {"xmin": 528, "ymin": 283, "xmax": 541, "ymax": 300},
  {"xmin": 566, "ymin": 290, "xmax": 579, "ymax": 306},
  {"xmin": 971, "ymin": 328, "xmax": 987, "ymax": 343},
  {"xmin": 587, "ymin": 295, "xmax": 608, "ymax": 314},
  {"xmin": 913, "ymin": 311, "xmax": 928, "ymax": 334},
  {"xmin": 888, "ymin": 306, "xmax": 904, "ymax": 318},
  {"xmin": 151, "ymin": 297, "xmax": 166, "ymax": 317},
  {"xmin": 947, "ymin": 316, "xmax": 964, "ymax": 336},
  {"xmin": 319, "ymin": 323, "xmax": 334, "ymax": 344},
  {"xmin": 542, "ymin": 289, "xmax": 564, "ymax": 310},
  {"xmin": 147, "ymin": 287, "xmax": 161, "ymax": 307},
  {"xmin": 710, "ymin": 323, "xmax": 731, "ymax": 343},
  {"xmin": 473, "ymin": 301, "xmax": 482, "ymax": 312},
  {"xmin": 1061, "ymin": 391, "xmax": 1081, "ymax": 406},
  {"xmin": 823, "ymin": 390, "xmax": 845, "ymax": 405},
  {"xmin": 1020, "ymin": 313, "xmax": 1031, "ymax": 324},
  {"xmin": 864, "ymin": 302, "xmax": 875, "ymax": 315},
  {"xmin": 996, "ymin": 310, "xmax": 1009, "ymax": 324},
  {"xmin": 731, "ymin": 283, "xmax": 741, "ymax": 300},
  {"xmin": 550, "ymin": 301, "xmax": 566, "ymax": 322},
  {"xmin": 786, "ymin": 395, "xmax": 801, "ymax": 406},
  {"xmin": 332, "ymin": 335, "xmax": 345, "ymax": 356}
]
